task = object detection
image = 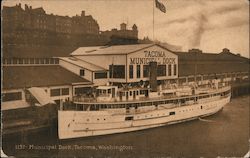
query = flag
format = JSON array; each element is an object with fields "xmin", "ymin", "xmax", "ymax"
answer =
[{"xmin": 155, "ymin": 0, "xmax": 166, "ymax": 13}]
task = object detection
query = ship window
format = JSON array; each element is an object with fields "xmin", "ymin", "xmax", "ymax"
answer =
[
  {"xmin": 108, "ymin": 89, "xmax": 111, "ymax": 94},
  {"xmin": 173, "ymin": 100, "xmax": 178, "ymax": 104},
  {"xmin": 125, "ymin": 116, "xmax": 134, "ymax": 121},
  {"xmin": 159, "ymin": 101, "xmax": 164, "ymax": 104},
  {"xmin": 169, "ymin": 112, "xmax": 175, "ymax": 115},
  {"xmin": 140, "ymin": 90, "xmax": 144, "ymax": 95},
  {"xmin": 137, "ymin": 65, "xmax": 141, "ymax": 78}
]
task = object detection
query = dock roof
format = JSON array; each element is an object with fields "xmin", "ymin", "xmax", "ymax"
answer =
[
  {"xmin": 70, "ymin": 44, "xmax": 155, "ymax": 56},
  {"xmin": 3, "ymin": 65, "xmax": 91, "ymax": 90},
  {"xmin": 59, "ymin": 57, "xmax": 107, "ymax": 71}
]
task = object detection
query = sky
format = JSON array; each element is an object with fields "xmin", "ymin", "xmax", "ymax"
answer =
[{"xmin": 2, "ymin": 0, "xmax": 250, "ymax": 58}]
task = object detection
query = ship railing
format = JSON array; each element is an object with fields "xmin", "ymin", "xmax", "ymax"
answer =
[
  {"xmin": 98, "ymin": 94, "xmax": 110, "ymax": 97},
  {"xmin": 73, "ymin": 96, "xmax": 96, "ymax": 102},
  {"xmin": 72, "ymin": 85, "xmax": 230, "ymax": 104}
]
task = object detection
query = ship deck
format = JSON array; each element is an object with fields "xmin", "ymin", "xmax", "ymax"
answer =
[{"xmin": 72, "ymin": 86, "xmax": 231, "ymax": 105}]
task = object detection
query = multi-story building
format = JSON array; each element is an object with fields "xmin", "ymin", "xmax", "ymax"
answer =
[
  {"xmin": 101, "ymin": 23, "xmax": 138, "ymax": 43},
  {"xmin": 2, "ymin": 3, "xmax": 100, "ymax": 46}
]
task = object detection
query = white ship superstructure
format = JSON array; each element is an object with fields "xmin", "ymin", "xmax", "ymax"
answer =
[{"xmin": 58, "ymin": 82, "xmax": 231, "ymax": 139}]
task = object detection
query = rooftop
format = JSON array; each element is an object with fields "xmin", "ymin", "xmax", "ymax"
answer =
[
  {"xmin": 177, "ymin": 49, "xmax": 249, "ymax": 76},
  {"xmin": 71, "ymin": 44, "xmax": 155, "ymax": 56},
  {"xmin": 3, "ymin": 65, "xmax": 91, "ymax": 90},
  {"xmin": 175, "ymin": 49, "xmax": 249, "ymax": 62},
  {"xmin": 3, "ymin": 45, "xmax": 77, "ymax": 58},
  {"xmin": 59, "ymin": 57, "xmax": 107, "ymax": 71}
]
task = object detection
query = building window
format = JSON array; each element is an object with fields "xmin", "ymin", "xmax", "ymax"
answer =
[
  {"xmin": 2, "ymin": 92, "xmax": 22, "ymax": 102},
  {"xmin": 137, "ymin": 65, "xmax": 141, "ymax": 78},
  {"xmin": 24, "ymin": 58, "xmax": 29, "ymax": 64},
  {"xmin": 143, "ymin": 65, "xmax": 149, "ymax": 77},
  {"xmin": 80, "ymin": 69, "xmax": 85, "ymax": 76},
  {"xmin": 62, "ymin": 88, "xmax": 69, "ymax": 95},
  {"xmin": 129, "ymin": 65, "xmax": 133, "ymax": 79},
  {"xmin": 168, "ymin": 64, "xmax": 172, "ymax": 76},
  {"xmin": 95, "ymin": 72, "xmax": 107, "ymax": 79},
  {"xmin": 157, "ymin": 65, "xmax": 166, "ymax": 76},
  {"xmin": 55, "ymin": 58, "xmax": 59, "ymax": 64},
  {"xmin": 30, "ymin": 59, "xmax": 35, "ymax": 64},
  {"xmin": 109, "ymin": 65, "xmax": 125, "ymax": 79},
  {"xmin": 35, "ymin": 58, "xmax": 40, "ymax": 64},
  {"xmin": 50, "ymin": 89, "xmax": 60, "ymax": 97},
  {"xmin": 174, "ymin": 64, "xmax": 177, "ymax": 76},
  {"xmin": 45, "ymin": 58, "xmax": 50, "ymax": 64}
]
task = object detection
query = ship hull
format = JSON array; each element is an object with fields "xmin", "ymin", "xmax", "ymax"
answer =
[{"xmin": 58, "ymin": 95, "xmax": 230, "ymax": 139}]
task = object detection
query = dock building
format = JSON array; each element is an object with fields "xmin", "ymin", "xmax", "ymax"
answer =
[{"xmin": 3, "ymin": 44, "xmax": 249, "ymax": 111}]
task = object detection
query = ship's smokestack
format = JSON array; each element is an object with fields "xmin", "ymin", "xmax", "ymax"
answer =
[{"xmin": 149, "ymin": 62, "xmax": 157, "ymax": 92}]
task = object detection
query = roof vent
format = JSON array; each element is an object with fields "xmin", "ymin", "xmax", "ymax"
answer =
[
  {"xmin": 100, "ymin": 46, "xmax": 109, "ymax": 49},
  {"xmin": 222, "ymin": 48, "xmax": 230, "ymax": 53},
  {"xmin": 69, "ymin": 57, "xmax": 78, "ymax": 61},
  {"xmin": 188, "ymin": 49, "xmax": 202, "ymax": 53},
  {"xmin": 85, "ymin": 50, "xmax": 96, "ymax": 53}
]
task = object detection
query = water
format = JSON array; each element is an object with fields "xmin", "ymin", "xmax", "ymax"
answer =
[{"xmin": 2, "ymin": 95, "xmax": 249, "ymax": 158}]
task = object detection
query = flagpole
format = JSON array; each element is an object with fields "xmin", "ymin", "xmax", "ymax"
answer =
[{"xmin": 153, "ymin": 0, "xmax": 155, "ymax": 41}]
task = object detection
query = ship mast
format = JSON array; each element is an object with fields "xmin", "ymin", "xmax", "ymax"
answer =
[
  {"xmin": 153, "ymin": 0, "xmax": 155, "ymax": 41},
  {"xmin": 194, "ymin": 52, "xmax": 197, "ymax": 83}
]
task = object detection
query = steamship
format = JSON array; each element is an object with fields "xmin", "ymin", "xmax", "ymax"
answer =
[{"xmin": 58, "ymin": 76, "xmax": 231, "ymax": 139}]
